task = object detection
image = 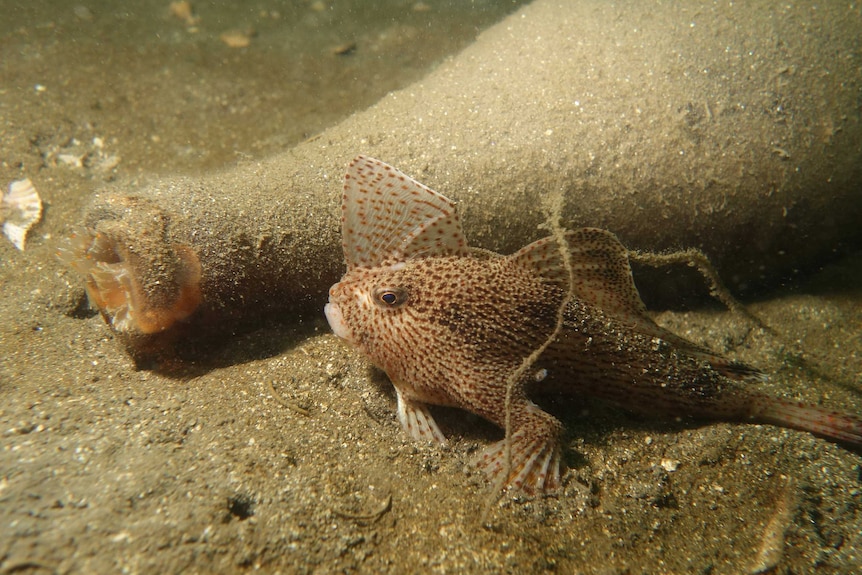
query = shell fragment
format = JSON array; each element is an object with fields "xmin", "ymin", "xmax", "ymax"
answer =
[{"xmin": 2, "ymin": 179, "xmax": 43, "ymax": 250}]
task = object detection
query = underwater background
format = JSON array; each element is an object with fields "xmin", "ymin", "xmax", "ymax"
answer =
[{"xmin": 1, "ymin": 1, "xmax": 861, "ymax": 573}]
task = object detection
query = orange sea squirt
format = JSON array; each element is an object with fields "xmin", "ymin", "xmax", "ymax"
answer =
[{"xmin": 58, "ymin": 229, "xmax": 202, "ymax": 334}]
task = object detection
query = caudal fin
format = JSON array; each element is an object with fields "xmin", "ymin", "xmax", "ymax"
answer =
[{"xmin": 749, "ymin": 393, "xmax": 862, "ymax": 448}]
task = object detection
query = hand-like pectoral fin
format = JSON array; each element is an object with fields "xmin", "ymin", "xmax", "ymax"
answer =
[
  {"xmin": 473, "ymin": 402, "xmax": 563, "ymax": 492},
  {"xmin": 475, "ymin": 432, "xmax": 561, "ymax": 492},
  {"xmin": 395, "ymin": 387, "xmax": 448, "ymax": 444}
]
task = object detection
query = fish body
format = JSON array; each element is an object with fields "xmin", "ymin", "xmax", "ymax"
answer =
[{"xmin": 325, "ymin": 155, "xmax": 862, "ymax": 491}]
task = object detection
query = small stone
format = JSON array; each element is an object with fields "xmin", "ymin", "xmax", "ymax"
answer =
[
  {"xmin": 332, "ymin": 41, "xmax": 357, "ymax": 56},
  {"xmin": 169, "ymin": 1, "xmax": 199, "ymax": 26},
  {"xmin": 74, "ymin": 6, "xmax": 94, "ymax": 21},
  {"xmin": 220, "ymin": 29, "xmax": 254, "ymax": 48}
]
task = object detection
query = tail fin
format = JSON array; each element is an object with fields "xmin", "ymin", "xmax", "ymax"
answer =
[{"xmin": 748, "ymin": 393, "xmax": 862, "ymax": 448}]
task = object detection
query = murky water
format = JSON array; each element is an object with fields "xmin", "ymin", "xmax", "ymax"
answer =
[{"xmin": 1, "ymin": 2, "xmax": 861, "ymax": 574}]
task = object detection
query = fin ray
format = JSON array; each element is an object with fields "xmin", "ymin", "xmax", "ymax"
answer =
[
  {"xmin": 510, "ymin": 228, "xmax": 649, "ymax": 320},
  {"xmin": 341, "ymin": 156, "xmax": 469, "ymax": 270},
  {"xmin": 395, "ymin": 387, "xmax": 448, "ymax": 444}
]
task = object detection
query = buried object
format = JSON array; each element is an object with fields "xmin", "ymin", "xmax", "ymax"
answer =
[
  {"xmin": 58, "ymin": 195, "xmax": 203, "ymax": 336},
  {"xmin": 57, "ymin": 180, "xmax": 342, "ymax": 363},
  {"xmin": 324, "ymin": 156, "xmax": 862, "ymax": 492}
]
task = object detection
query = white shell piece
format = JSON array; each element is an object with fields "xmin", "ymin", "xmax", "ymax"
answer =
[{"xmin": 2, "ymin": 178, "xmax": 43, "ymax": 250}]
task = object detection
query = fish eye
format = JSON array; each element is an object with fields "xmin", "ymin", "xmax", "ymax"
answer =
[{"xmin": 374, "ymin": 287, "xmax": 408, "ymax": 308}]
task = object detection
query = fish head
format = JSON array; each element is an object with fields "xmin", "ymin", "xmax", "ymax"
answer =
[
  {"xmin": 325, "ymin": 260, "xmax": 419, "ymax": 369},
  {"xmin": 325, "ymin": 261, "xmax": 410, "ymax": 347},
  {"xmin": 328, "ymin": 258, "xmax": 474, "ymax": 395}
]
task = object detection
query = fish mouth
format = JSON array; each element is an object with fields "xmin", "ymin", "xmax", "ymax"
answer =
[{"xmin": 324, "ymin": 301, "xmax": 351, "ymax": 341}]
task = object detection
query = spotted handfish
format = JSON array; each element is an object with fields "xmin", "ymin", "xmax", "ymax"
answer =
[{"xmin": 324, "ymin": 155, "xmax": 862, "ymax": 491}]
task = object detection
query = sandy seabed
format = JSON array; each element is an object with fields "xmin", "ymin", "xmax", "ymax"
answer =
[{"xmin": 2, "ymin": 1, "xmax": 861, "ymax": 574}]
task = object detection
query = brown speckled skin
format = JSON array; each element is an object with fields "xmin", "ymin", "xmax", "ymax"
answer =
[
  {"xmin": 326, "ymin": 156, "xmax": 862, "ymax": 492},
  {"xmin": 331, "ymin": 254, "xmax": 564, "ymax": 421}
]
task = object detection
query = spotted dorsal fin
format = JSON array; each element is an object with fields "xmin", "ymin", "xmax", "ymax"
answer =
[
  {"xmin": 340, "ymin": 156, "xmax": 469, "ymax": 270},
  {"xmin": 512, "ymin": 229, "xmax": 765, "ymax": 381},
  {"xmin": 510, "ymin": 228, "xmax": 648, "ymax": 321}
]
